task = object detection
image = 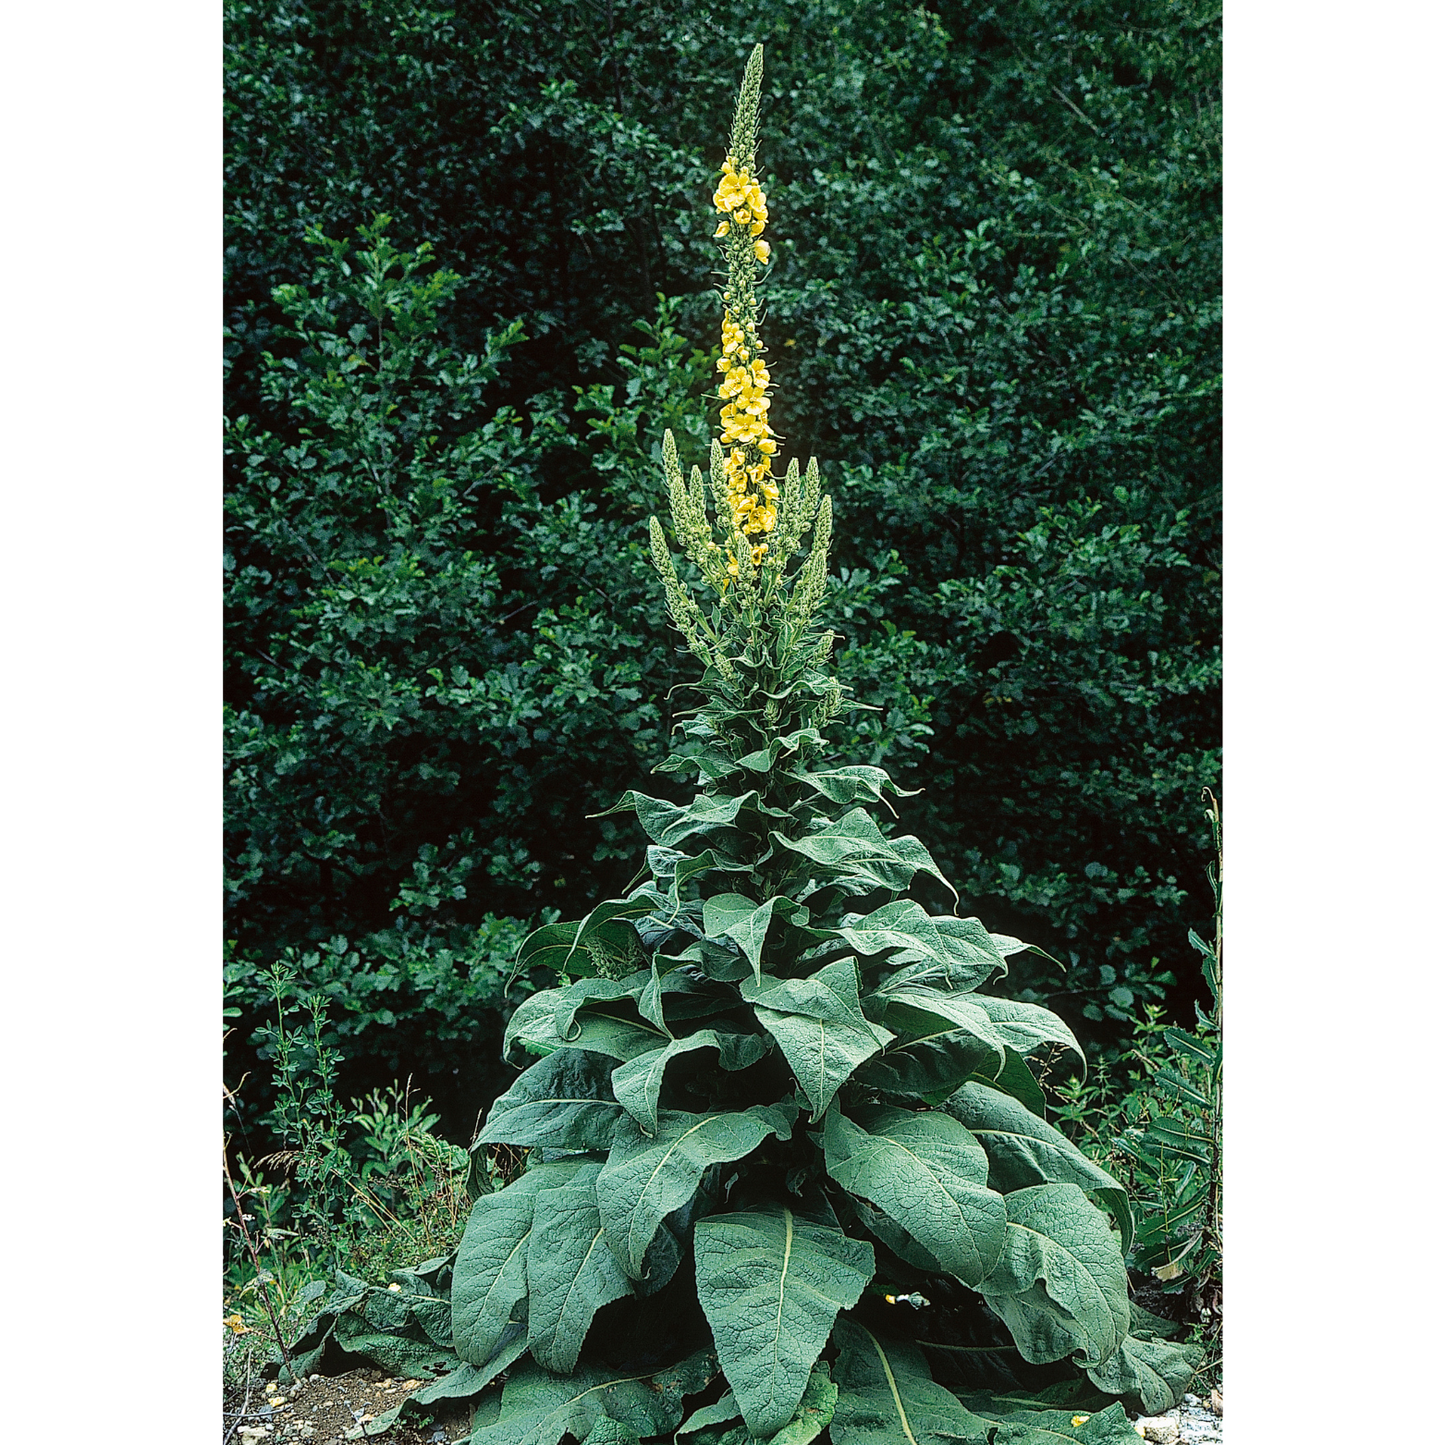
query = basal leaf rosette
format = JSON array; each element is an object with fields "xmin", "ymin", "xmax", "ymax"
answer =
[{"xmin": 441, "ymin": 44, "xmax": 1201, "ymax": 1443}]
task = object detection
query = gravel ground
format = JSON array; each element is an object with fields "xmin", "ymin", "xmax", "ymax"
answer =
[{"xmin": 1129, "ymin": 1390, "xmax": 1224, "ymax": 1443}]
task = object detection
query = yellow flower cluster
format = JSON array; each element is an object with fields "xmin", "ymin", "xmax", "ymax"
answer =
[{"xmin": 712, "ymin": 156, "xmax": 770, "ymax": 260}]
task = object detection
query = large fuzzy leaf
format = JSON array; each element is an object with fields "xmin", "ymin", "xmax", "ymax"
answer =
[
  {"xmin": 835, "ymin": 902, "xmax": 1005, "ymax": 991},
  {"xmin": 610, "ymin": 1029, "xmax": 769, "ymax": 1135},
  {"xmin": 599, "ymin": 789, "xmax": 763, "ymax": 850},
  {"xmin": 745, "ymin": 960, "xmax": 893, "ymax": 1120},
  {"xmin": 694, "ymin": 1202, "xmax": 873, "ymax": 1436},
  {"xmin": 703, "ymin": 893, "xmax": 800, "ymax": 981},
  {"xmin": 944, "ymin": 1083, "xmax": 1133, "ymax": 1252},
  {"xmin": 873, "ymin": 985, "xmax": 1008, "ymax": 1072},
  {"xmin": 504, "ymin": 989, "xmax": 667, "ymax": 1065},
  {"xmin": 980, "ymin": 1184, "xmax": 1130, "ymax": 1367},
  {"xmin": 469, "ymin": 1348, "xmax": 716, "ymax": 1445},
  {"xmin": 858, "ymin": 1031, "xmax": 1003, "ymax": 1107},
  {"xmin": 598, "ymin": 1102, "xmax": 797, "ymax": 1277},
  {"xmin": 359, "ymin": 1328, "xmax": 528, "ymax": 1436},
  {"xmin": 970, "ymin": 996, "xmax": 1084, "ymax": 1069},
  {"xmin": 967, "ymin": 1048, "xmax": 1049, "ymax": 1117},
  {"xmin": 954, "ymin": 1394, "xmax": 1139, "ymax": 1443},
  {"xmin": 1084, "ymin": 1333, "xmax": 1201, "ymax": 1415},
  {"xmin": 771, "ymin": 808, "xmax": 956, "ymax": 903},
  {"xmin": 524, "ymin": 1163, "xmax": 635, "ymax": 1371},
  {"xmin": 477, "ymin": 1050, "xmax": 626, "ymax": 1151},
  {"xmin": 792, "ymin": 765, "xmax": 918, "ymax": 807},
  {"xmin": 830, "ymin": 1319, "xmax": 992, "ymax": 1444},
  {"xmin": 822, "ymin": 1105, "xmax": 1006, "ymax": 1287},
  {"xmin": 677, "ymin": 1366, "xmax": 837, "ymax": 1445},
  {"xmin": 451, "ymin": 1161, "xmax": 587, "ymax": 1365}
]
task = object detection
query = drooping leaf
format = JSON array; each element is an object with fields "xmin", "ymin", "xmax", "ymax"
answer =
[
  {"xmin": 504, "ymin": 988, "xmax": 667, "ymax": 1065},
  {"xmin": 772, "ymin": 809, "xmax": 957, "ymax": 903},
  {"xmin": 694, "ymin": 1202, "xmax": 873, "ymax": 1436},
  {"xmin": 360, "ymin": 1327, "xmax": 527, "ymax": 1436},
  {"xmin": 836, "ymin": 902, "xmax": 1005, "ymax": 991},
  {"xmin": 477, "ymin": 1049, "xmax": 625, "ymax": 1151},
  {"xmin": 703, "ymin": 893, "xmax": 799, "ymax": 981},
  {"xmin": 598, "ymin": 1102, "xmax": 798, "ymax": 1277},
  {"xmin": 745, "ymin": 960, "xmax": 893, "ymax": 1119},
  {"xmin": 515, "ymin": 920, "xmax": 586, "ymax": 978},
  {"xmin": 873, "ymin": 985, "xmax": 1008, "ymax": 1072},
  {"xmin": 967, "ymin": 1047, "xmax": 1049, "ymax": 1117},
  {"xmin": 980, "ymin": 1184, "xmax": 1131, "ymax": 1368},
  {"xmin": 450, "ymin": 1161, "xmax": 587, "ymax": 1365},
  {"xmin": 525, "ymin": 1162, "xmax": 635, "ymax": 1372},
  {"xmin": 611, "ymin": 1029, "xmax": 769, "ymax": 1135},
  {"xmin": 598, "ymin": 789, "xmax": 762, "ymax": 850},
  {"xmin": 944, "ymin": 1083, "xmax": 1133, "ymax": 1252},
  {"xmin": 954, "ymin": 1393, "xmax": 1139, "ymax": 1443},
  {"xmin": 970, "ymin": 996, "xmax": 1084, "ymax": 1069},
  {"xmin": 822, "ymin": 1104, "xmax": 1006, "ymax": 1287},
  {"xmin": 1084, "ymin": 1333, "xmax": 1201, "ymax": 1416},
  {"xmin": 469, "ymin": 1348, "xmax": 717, "ymax": 1445},
  {"xmin": 793, "ymin": 765, "xmax": 919, "ymax": 808},
  {"xmin": 844, "ymin": 1194, "xmax": 943, "ymax": 1272},
  {"xmin": 830, "ymin": 1318, "xmax": 992, "ymax": 1444},
  {"xmin": 858, "ymin": 1031, "xmax": 1003, "ymax": 1107}
]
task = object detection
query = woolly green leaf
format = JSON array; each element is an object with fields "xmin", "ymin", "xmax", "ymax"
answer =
[
  {"xmin": 1084, "ymin": 1333, "xmax": 1201, "ymax": 1416},
  {"xmin": 875, "ymin": 985, "xmax": 1008, "ymax": 1067},
  {"xmin": 611, "ymin": 1028, "xmax": 769, "ymax": 1135},
  {"xmin": 840, "ymin": 904, "xmax": 1006, "ymax": 992},
  {"xmin": 970, "ymin": 996, "xmax": 1084, "ymax": 1069},
  {"xmin": 945, "ymin": 1083, "xmax": 1133, "ymax": 1252},
  {"xmin": 830, "ymin": 1318, "xmax": 992, "ymax": 1445},
  {"xmin": 694, "ymin": 1203, "xmax": 872, "ymax": 1436},
  {"xmin": 599, "ymin": 789, "xmax": 763, "ymax": 850},
  {"xmin": 360, "ymin": 1328, "xmax": 527, "ymax": 1435},
  {"xmin": 845, "ymin": 1194, "xmax": 943, "ymax": 1272},
  {"xmin": 967, "ymin": 1048, "xmax": 1048, "ymax": 1118},
  {"xmin": 598, "ymin": 1102, "xmax": 798, "ymax": 1277},
  {"xmin": 792, "ymin": 765, "xmax": 919, "ymax": 807},
  {"xmin": 525, "ymin": 1162, "xmax": 634, "ymax": 1372},
  {"xmin": 579, "ymin": 1418, "xmax": 642, "ymax": 1445},
  {"xmin": 859, "ymin": 1029, "xmax": 1004, "ymax": 1107},
  {"xmin": 477, "ymin": 1049, "xmax": 625, "ymax": 1151},
  {"xmin": 954, "ymin": 1395, "xmax": 1138, "ymax": 1443},
  {"xmin": 822, "ymin": 1104, "xmax": 1005, "ymax": 1287},
  {"xmin": 469, "ymin": 1348, "xmax": 717, "ymax": 1445},
  {"xmin": 515, "ymin": 920, "xmax": 586, "ymax": 977},
  {"xmin": 503, "ymin": 986, "xmax": 668, "ymax": 1065},
  {"xmin": 451, "ymin": 1161, "xmax": 588, "ymax": 1365},
  {"xmin": 745, "ymin": 959, "xmax": 893, "ymax": 1120},
  {"xmin": 771, "ymin": 809, "xmax": 956, "ymax": 903},
  {"xmin": 980, "ymin": 1184, "xmax": 1131, "ymax": 1367},
  {"xmin": 703, "ymin": 893, "xmax": 799, "ymax": 982},
  {"xmin": 672, "ymin": 848, "xmax": 754, "ymax": 897}
]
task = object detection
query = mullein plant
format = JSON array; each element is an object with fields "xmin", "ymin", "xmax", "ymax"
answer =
[{"xmin": 412, "ymin": 47, "xmax": 1199, "ymax": 1445}]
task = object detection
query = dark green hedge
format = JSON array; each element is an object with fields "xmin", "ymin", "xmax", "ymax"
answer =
[{"xmin": 224, "ymin": 0, "xmax": 1220, "ymax": 1134}]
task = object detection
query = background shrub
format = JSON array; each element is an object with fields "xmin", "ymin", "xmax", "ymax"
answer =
[{"xmin": 225, "ymin": 0, "xmax": 1220, "ymax": 1137}]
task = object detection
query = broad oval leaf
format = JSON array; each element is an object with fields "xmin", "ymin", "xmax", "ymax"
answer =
[
  {"xmin": 874, "ymin": 985, "xmax": 1009, "ymax": 1072},
  {"xmin": 703, "ymin": 893, "xmax": 799, "ymax": 982},
  {"xmin": 451, "ymin": 1161, "xmax": 588, "ymax": 1366},
  {"xmin": 477, "ymin": 1049, "xmax": 625, "ymax": 1151},
  {"xmin": 822, "ymin": 1104, "xmax": 1006, "ymax": 1287},
  {"xmin": 525, "ymin": 1162, "xmax": 634, "ymax": 1372},
  {"xmin": 745, "ymin": 959, "xmax": 893, "ymax": 1120},
  {"xmin": 610, "ymin": 1028, "xmax": 769, "ymax": 1135},
  {"xmin": 792, "ymin": 764, "xmax": 919, "ymax": 807},
  {"xmin": 771, "ymin": 808, "xmax": 957, "ymax": 903},
  {"xmin": 694, "ymin": 1203, "xmax": 873, "ymax": 1437},
  {"xmin": 1084, "ymin": 1333, "xmax": 1202, "ymax": 1416},
  {"xmin": 980, "ymin": 1184, "xmax": 1130, "ymax": 1367},
  {"xmin": 469, "ymin": 1348, "xmax": 716, "ymax": 1445},
  {"xmin": 970, "ymin": 995, "xmax": 1084, "ymax": 1070},
  {"xmin": 944, "ymin": 1083, "xmax": 1133, "ymax": 1252},
  {"xmin": 858, "ymin": 1030, "xmax": 1003, "ymax": 1107},
  {"xmin": 503, "ymin": 988, "xmax": 667, "ymax": 1066},
  {"xmin": 597, "ymin": 1102, "xmax": 797, "ymax": 1278},
  {"xmin": 830, "ymin": 1318, "xmax": 993, "ymax": 1445},
  {"xmin": 837, "ymin": 902, "xmax": 1005, "ymax": 992}
]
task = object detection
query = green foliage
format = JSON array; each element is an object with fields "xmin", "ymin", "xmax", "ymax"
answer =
[{"xmin": 225, "ymin": 0, "xmax": 1222, "ymax": 1127}]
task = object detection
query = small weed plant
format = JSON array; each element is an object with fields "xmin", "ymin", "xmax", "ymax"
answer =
[{"xmin": 274, "ymin": 49, "xmax": 1202, "ymax": 1444}]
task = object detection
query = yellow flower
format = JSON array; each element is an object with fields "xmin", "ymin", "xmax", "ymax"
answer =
[
  {"xmin": 223, "ymin": 1313, "xmax": 249, "ymax": 1335},
  {"xmin": 714, "ymin": 219, "xmax": 729, "ymax": 237},
  {"xmin": 754, "ymin": 239, "xmax": 771, "ymax": 264},
  {"xmin": 1071, "ymin": 1416, "xmax": 1090, "ymax": 1428}
]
